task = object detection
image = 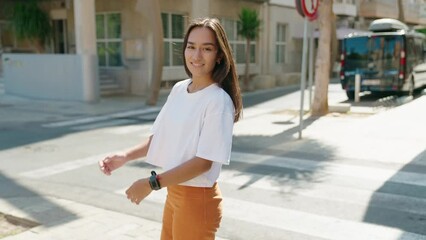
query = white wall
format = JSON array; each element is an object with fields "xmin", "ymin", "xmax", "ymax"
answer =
[
  {"xmin": 2, "ymin": 54, "xmax": 89, "ymax": 101},
  {"xmin": 269, "ymin": 6, "xmax": 305, "ymax": 74}
]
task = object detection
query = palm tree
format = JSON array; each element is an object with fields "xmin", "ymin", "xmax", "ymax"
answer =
[
  {"xmin": 238, "ymin": 7, "xmax": 260, "ymax": 91},
  {"xmin": 311, "ymin": 0, "xmax": 333, "ymax": 116},
  {"xmin": 10, "ymin": 0, "xmax": 51, "ymax": 53}
]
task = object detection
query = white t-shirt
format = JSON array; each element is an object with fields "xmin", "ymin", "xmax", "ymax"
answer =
[{"xmin": 146, "ymin": 79, "xmax": 235, "ymax": 187}]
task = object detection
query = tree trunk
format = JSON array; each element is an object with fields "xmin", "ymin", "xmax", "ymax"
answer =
[
  {"xmin": 137, "ymin": 0, "xmax": 164, "ymax": 106},
  {"xmin": 398, "ymin": 0, "xmax": 404, "ymax": 22},
  {"xmin": 244, "ymin": 38, "xmax": 251, "ymax": 91},
  {"xmin": 311, "ymin": 0, "xmax": 333, "ymax": 116}
]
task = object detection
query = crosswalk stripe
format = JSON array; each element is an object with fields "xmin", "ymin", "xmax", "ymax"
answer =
[
  {"xmin": 103, "ymin": 124, "xmax": 152, "ymax": 135},
  {"xmin": 224, "ymin": 197, "xmax": 424, "ymax": 240},
  {"xmin": 20, "ymin": 153, "xmax": 108, "ymax": 179},
  {"xmin": 219, "ymin": 169, "xmax": 426, "ymax": 216},
  {"xmin": 231, "ymin": 151, "xmax": 426, "ymax": 187},
  {"xmin": 71, "ymin": 119, "xmax": 137, "ymax": 131},
  {"xmin": 115, "ymin": 185, "xmax": 424, "ymax": 240},
  {"xmin": 42, "ymin": 107, "xmax": 161, "ymax": 128},
  {"xmin": 20, "ymin": 150, "xmax": 425, "ymax": 191}
]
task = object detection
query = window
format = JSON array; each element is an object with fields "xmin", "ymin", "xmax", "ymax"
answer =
[
  {"xmin": 162, "ymin": 13, "xmax": 185, "ymax": 67},
  {"xmin": 221, "ymin": 18, "xmax": 256, "ymax": 64},
  {"xmin": 96, "ymin": 13, "xmax": 122, "ymax": 67},
  {"xmin": 276, "ymin": 24, "xmax": 287, "ymax": 63}
]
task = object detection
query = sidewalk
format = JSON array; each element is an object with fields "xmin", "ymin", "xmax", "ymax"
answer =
[
  {"xmin": 0, "ymin": 88, "xmax": 169, "ymax": 125},
  {"xmin": 0, "ymin": 196, "xmax": 162, "ymax": 240}
]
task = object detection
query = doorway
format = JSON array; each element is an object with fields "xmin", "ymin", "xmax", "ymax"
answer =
[{"xmin": 52, "ymin": 19, "xmax": 68, "ymax": 54}]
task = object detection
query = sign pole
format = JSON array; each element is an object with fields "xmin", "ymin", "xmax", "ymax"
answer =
[
  {"xmin": 298, "ymin": 17, "xmax": 309, "ymax": 140},
  {"xmin": 308, "ymin": 21, "xmax": 314, "ymax": 110},
  {"xmin": 295, "ymin": 0, "xmax": 318, "ymax": 139}
]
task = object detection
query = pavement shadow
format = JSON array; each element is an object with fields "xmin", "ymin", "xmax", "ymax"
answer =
[
  {"xmin": 0, "ymin": 171, "xmax": 78, "ymax": 227},
  {"xmin": 242, "ymin": 85, "xmax": 299, "ymax": 108},
  {"xmin": 229, "ymin": 115, "xmax": 336, "ymax": 192},
  {"xmin": 362, "ymin": 148, "xmax": 426, "ymax": 236},
  {"xmin": 0, "ymin": 85, "xmax": 300, "ymax": 152},
  {"xmin": 341, "ymin": 88, "xmax": 426, "ymax": 110}
]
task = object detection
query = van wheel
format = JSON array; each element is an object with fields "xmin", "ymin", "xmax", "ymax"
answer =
[{"xmin": 346, "ymin": 91, "xmax": 355, "ymax": 100}]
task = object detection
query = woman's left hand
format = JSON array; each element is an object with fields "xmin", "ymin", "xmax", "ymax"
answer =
[{"xmin": 125, "ymin": 178, "xmax": 152, "ymax": 205}]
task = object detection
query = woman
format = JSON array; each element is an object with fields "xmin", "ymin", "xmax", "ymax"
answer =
[{"xmin": 99, "ymin": 17, "xmax": 242, "ymax": 240}]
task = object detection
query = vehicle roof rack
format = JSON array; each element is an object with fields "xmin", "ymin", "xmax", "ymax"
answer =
[{"xmin": 368, "ymin": 18, "xmax": 409, "ymax": 32}]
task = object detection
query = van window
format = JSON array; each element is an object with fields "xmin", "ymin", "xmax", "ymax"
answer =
[{"xmin": 344, "ymin": 35, "xmax": 403, "ymax": 75}]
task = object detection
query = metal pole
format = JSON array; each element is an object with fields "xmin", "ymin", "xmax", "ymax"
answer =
[
  {"xmin": 308, "ymin": 21, "xmax": 314, "ymax": 110},
  {"xmin": 298, "ymin": 18, "xmax": 308, "ymax": 140},
  {"xmin": 355, "ymin": 73, "xmax": 360, "ymax": 103}
]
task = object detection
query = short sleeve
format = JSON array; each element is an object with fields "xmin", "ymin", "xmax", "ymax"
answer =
[
  {"xmin": 196, "ymin": 111, "xmax": 234, "ymax": 165},
  {"xmin": 151, "ymin": 88, "xmax": 175, "ymax": 134},
  {"xmin": 150, "ymin": 102, "xmax": 167, "ymax": 134}
]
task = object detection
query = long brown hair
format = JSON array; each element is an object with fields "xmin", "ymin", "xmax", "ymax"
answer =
[{"xmin": 183, "ymin": 18, "xmax": 242, "ymax": 122}]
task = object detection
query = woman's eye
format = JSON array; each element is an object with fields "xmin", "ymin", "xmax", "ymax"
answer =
[
  {"xmin": 187, "ymin": 46, "xmax": 195, "ymax": 49},
  {"xmin": 203, "ymin": 48, "xmax": 212, "ymax": 52}
]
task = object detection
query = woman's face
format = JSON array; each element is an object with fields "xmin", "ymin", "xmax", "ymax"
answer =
[{"xmin": 184, "ymin": 27, "xmax": 219, "ymax": 80}]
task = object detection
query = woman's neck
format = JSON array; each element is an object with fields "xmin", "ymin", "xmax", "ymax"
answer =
[{"xmin": 188, "ymin": 77, "xmax": 215, "ymax": 93}]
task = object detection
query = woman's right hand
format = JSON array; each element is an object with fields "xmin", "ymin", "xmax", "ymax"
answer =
[{"xmin": 99, "ymin": 153, "xmax": 128, "ymax": 176}]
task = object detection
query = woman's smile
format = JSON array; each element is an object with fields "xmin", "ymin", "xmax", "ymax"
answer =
[{"xmin": 191, "ymin": 62, "xmax": 204, "ymax": 67}]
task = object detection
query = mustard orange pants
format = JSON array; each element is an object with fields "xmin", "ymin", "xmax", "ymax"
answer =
[{"xmin": 160, "ymin": 183, "xmax": 223, "ymax": 240}]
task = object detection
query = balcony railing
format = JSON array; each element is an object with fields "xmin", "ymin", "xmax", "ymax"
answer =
[
  {"xmin": 333, "ymin": 0, "xmax": 357, "ymax": 16},
  {"xmin": 359, "ymin": 0, "xmax": 426, "ymax": 25}
]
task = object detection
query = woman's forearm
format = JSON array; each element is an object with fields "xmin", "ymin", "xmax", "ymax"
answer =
[
  {"xmin": 158, "ymin": 157, "xmax": 213, "ymax": 188},
  {"xmin": 124, "ymin": 135, "xmax": 153, "ymax": 161}
]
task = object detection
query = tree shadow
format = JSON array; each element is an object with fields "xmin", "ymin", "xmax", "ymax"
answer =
[
  {"xmin": 228, "ymin": 115, "xmax": 336, "ymax": 193},
  {"xmin": 362, "ymin": 148, "xmax": 426, "ymax": 237},
  {"xmin": 0, "ymin": 171, "xmax": 78, "ymax": 227},
  {"xmin": 127, "ymin": 113, "xmax": 335, "ymax": 195},
  {"xmin": 242, "ymin": 85, "xmax": 299, "ymax": 108}
]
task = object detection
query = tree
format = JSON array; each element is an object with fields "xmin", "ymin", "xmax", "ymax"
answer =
[
  {"xmin": 397, "ymin": 0, "xmax": 404, "ymax": 22},
  {"xmin": 238, "ymin": 7, "xmax": 261, "ymax": 91},
  {"xmin": 311, "ymin": 0, "xmax": 333, "ymax": 116},
  {"xmin": 136, "ymin": 0, "xmax": 164, "ymax": 106},
  {"xmin": 10, "ymin": 0, "xmax": 51, "ymax": 53}
]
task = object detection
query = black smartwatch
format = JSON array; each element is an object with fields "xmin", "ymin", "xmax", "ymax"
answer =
[{"xmin": 148, "ymin": 171, "xmax": 161, "ymax": 190}]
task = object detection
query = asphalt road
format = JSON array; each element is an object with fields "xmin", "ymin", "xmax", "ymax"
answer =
[{"xmin": 1, "ymin": 84, "xmax": 426, "ymax": 240}]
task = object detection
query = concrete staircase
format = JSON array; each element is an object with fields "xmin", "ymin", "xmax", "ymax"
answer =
[{"xmin": 99, "ymin": 71, "xmax": 125, "ymax": 96}]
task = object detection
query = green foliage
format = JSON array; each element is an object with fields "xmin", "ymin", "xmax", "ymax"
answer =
[
  {"xmin": 237, "ymin": 8, "xmax": 261, "ymax": 40},
  {"xmin": 11, "ymin": 0, "xmax": 51, "ymax": 44},
  {"xmin": 415, "ymin": 28, "xmax": 426, "ymax": 36}
]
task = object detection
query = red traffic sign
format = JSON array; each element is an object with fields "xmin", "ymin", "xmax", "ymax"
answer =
[{"xmin": 295, "ymin": 0, "xmax": 318, "ymax": 21}]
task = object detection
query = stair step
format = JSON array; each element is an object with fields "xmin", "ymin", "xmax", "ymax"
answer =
[
  {"xmin": 99, "ymin": 71, "xmax": 125, "ymax": 96},
  {"xmin": 101, "ymin": 84, "xmax": 121, "ymax": 90},
  {"xmin": 100, "ymin": 79, "xmax": 117, "ymax": 85},
  {"xmin": 101, "ymin": 88, "xmax": 126, "ymax": 96}
]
